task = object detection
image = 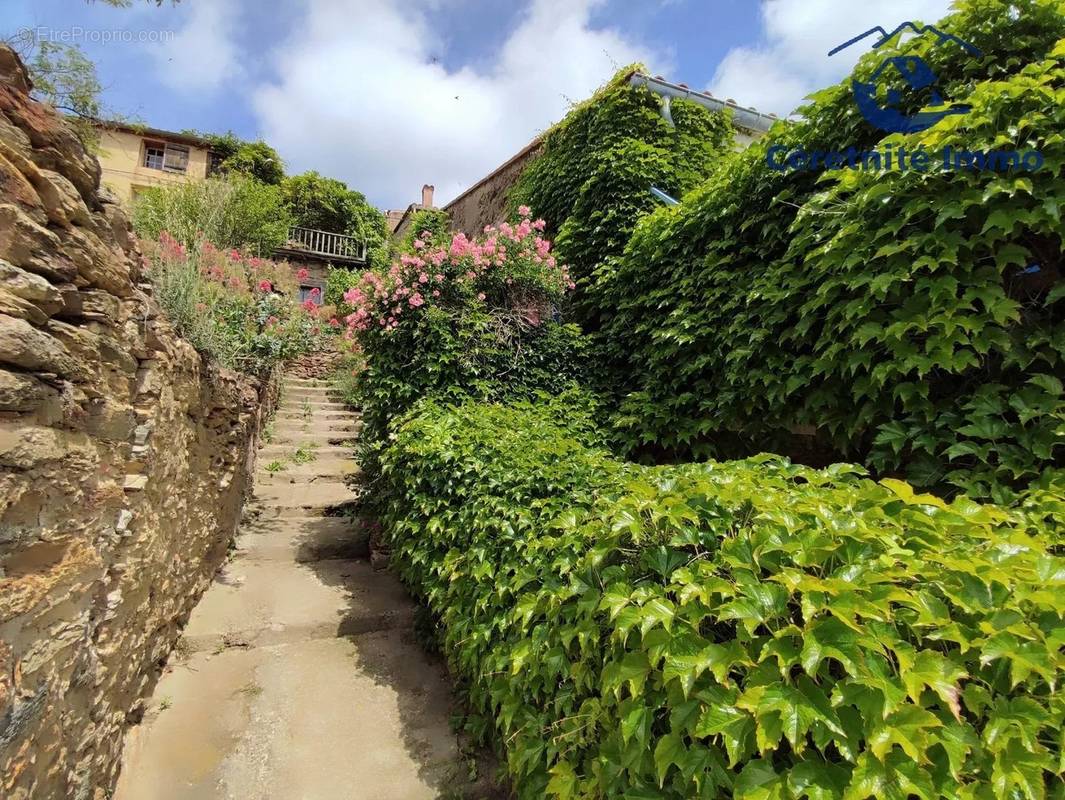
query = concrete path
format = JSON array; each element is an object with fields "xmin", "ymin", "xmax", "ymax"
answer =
[{"xmin": 113, "ymin": 377, "xmax": 473, "ymax": 800}]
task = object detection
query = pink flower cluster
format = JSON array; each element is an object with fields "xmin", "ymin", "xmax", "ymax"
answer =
[
  {"xmin": 148, "ymin": 232, "xmax": 323, "ymax": 325},
  {"xmin": 339, "ymin": 207, "xmax": 571, "ymax": 337}
]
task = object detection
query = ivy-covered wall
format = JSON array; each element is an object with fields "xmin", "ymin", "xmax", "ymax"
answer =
[
  {"xmin": 590, "ymin": 0, "xmax": 1065, "ymax": 502},
  {"xmin": 510, "ymin": 70, "xmax": 735, "ymax": 330}
]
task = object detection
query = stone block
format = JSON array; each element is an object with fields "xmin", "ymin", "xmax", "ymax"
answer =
[
  {"xmin": 0, "ymin": 369, "xmax": 58, "ymax": 413},
  {"xmin": 0, "ymin": 259, "xmax": 63, "ymax": 316},
  {"xmin": 0, "ymin": 314, "xmax": 76, "ymax": 375}
]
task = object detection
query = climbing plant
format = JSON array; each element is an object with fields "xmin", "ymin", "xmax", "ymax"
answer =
[
  {"xmin": 200, "ymin": 133, "xmax": 285, "ymax": 185},
  {"xmin": 597, "ymin": 0, "xmax": 1065, "ymax": 502},
  {"xmin": 381, "ymin": 397, "xmax": 1065, "ymax": 800},
  {"xmin": 510, "ymin": 68, "xmax": 734, "ymax": 329}
]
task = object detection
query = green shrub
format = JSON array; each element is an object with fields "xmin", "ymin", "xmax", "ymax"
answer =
[
  {"xmin": 596, "ymin": 0, "xmax": 1065, "ymax": 501},
  {"xmin": 132, "ymin": 175, "xmax": 291, "ymax": 253},
  {"xmin": 510, "ymin": 68, "xmax": 734, "ymax": 328},
  {"xmin": 380, "ymin": 397, "xmax": 1065, "ymax": 800}
]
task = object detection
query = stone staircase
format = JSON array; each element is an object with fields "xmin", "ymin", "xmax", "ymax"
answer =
[{"xmin": 112, "ymin": 376, "xmax": 479, "ymax": 799}]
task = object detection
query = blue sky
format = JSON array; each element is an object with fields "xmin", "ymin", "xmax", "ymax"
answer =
[{"xmin": 3, "ymin": 0, "xmax": 954, "ymax": 208}]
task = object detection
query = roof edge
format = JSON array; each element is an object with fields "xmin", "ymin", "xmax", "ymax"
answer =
[
  {"xmin": 94, "ymin": 120, "xmax": 214, "ymax": 149},
  {"xmin": 443, "ymin": 72, "xmax": 774, "ymax": 215}
]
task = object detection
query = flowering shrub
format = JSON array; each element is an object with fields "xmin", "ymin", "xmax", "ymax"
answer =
[
  {"xmin": 143, "ymin": 232, "xmax": 324, "ymax": 374},
  {"xmin": 340, "ymin": 206, "xmax": 573, "ymax": 333},
  {"xmin": 334, "ymin": 208, "xmax": 586, "ymax": 495}
]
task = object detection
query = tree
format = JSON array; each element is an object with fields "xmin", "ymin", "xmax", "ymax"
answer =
[
  {"xmin": 281, "ymin": 171, "xmax": 359, "ymax": 233},
  {"xmin": 224, "ymin": 141, "xmax": 284, "ymax": 185},
  {"xmin": 199, "ymin": 133, "xmax": 284, "ymax": 185}
]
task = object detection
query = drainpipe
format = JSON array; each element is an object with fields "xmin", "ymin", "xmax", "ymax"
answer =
[
  {"xmin": 659, "ymin": 94, "xmax": 674, "ymax": 127},
  {"xmin": 650, "ymin": 186, "xmax": 680, "ymax": 206}
]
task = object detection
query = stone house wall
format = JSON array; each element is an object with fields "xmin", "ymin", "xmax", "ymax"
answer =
[
  {"xmin": 443, "ymin": 139, "xmax": 542, "ymax": 236},
  {"xmin": 0, "ymin": 46, "xmax": 274, "ymax": 799}
]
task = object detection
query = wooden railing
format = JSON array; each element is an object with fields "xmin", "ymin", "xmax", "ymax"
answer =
[{"xmin": 283, "ymin": 226, "xmax": 366, "ymax": 261}]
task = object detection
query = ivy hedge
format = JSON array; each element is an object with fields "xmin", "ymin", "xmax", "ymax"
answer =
[
  {"xmin": 510, "ymin": 69, "xmax": 734, "ymax": 329},
  {"xmin": 592, "ymin": 0, "xmax": 1065, "ymax": 502},
  {"xmin": 380, "ymin": 397, "xmax": 1064, "ymax": 799}
]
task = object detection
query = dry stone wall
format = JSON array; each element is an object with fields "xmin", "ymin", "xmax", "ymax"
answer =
[{"xmin": 0, "ymin": 46, "xmax": 274, "ymax": 799}]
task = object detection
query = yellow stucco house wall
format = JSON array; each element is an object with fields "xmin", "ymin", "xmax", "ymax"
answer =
[{"xmin": 95, "ymin": 124, "xmax": 213, "ymax": 205}]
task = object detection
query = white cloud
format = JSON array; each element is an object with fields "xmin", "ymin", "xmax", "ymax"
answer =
[
  {"xmin": 250, "ymin": 0, "xmax": 662, "ymax": 209},
  {"xmin": 146, "ymin": 0, "xmax": 244, "ymax": 93},
  {"xmin": 710, "ymin": 0, "xmax": 955, "ymax": 117}
]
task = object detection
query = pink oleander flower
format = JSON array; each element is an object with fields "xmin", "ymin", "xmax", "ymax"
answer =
[
  {"xmin": 434, "ymin": 273, "xmax": 444, "ymax": 282},
  {"xmin": 418, "ymin": 273, "xmax": 428, "ymax": 283},
  {"xmin": 432, "ymin": 289, "xmax": 440, "ymax": 297},
  {"xmin": 258, "ymin": 280, "xmax": 273, "ymax": 293},
  {"xmin": 297, "ymin": 267, "xmax": 310, "ymax": 281},
  {"xmin": 477, "ymin": 292, "xmax": 486, "ymax": 301},
  {"xmin": 310, "ymin": 286, "xmax": 321, "ymax": 297},
  {"xmin": 518, "ymin": 204, "xmax": 531, "ymax": 217},
  {"xmin": 413, "ymin": 239, "xmax": 425, "ymax": 250},
  {"xmin": 409, "ymin": 292, "xmax": 424, "ymax": 308},
  {"xmin": 329, "ymin": 317, "xmax": 341, "ymax": 328}
]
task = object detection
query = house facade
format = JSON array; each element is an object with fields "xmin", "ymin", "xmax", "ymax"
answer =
[
  {"xmin": 92, "ymin": 123, "xmax": 368, "ymax": 304},
  {"xmin": 95, "ymin": 123, "xmax": 217, "ymax": 204}
]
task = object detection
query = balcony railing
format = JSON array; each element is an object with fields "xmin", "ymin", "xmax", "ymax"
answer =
[{"xmin": 278, "ymin": 226, "xmax": 366, "ymax": 263}]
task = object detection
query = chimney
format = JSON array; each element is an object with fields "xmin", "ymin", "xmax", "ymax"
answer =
[{"xmin": 421, "ymin": 184, "xmax": 434, "ymax": 208}]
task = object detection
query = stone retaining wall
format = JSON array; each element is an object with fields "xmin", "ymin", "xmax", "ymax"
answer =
[{"xmin": 0, "ymin": 46, "xmax": 274, "ymax": 799}]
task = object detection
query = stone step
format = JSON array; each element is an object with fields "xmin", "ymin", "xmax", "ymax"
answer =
[
  {"xmin": 180, "ymin": 559, "xmax": 413, "ymax": 651},
  {"xmin": 265, "ymin": 432, "xmax": 358, "ymax": 449},
  {"xmin": 283, "ymin": 378, "xmax": 332, "ymax": 387},
  {"xmin": 274, "ymin": 409, "xmax": 357, "ymax": 422},
  {"xmin": 283, "ymin": 389, "xmax": 341, "ymax": 403},
  {"xmin": 276, "ymin": 400, "xmax": 348, "ymax": 413},
  {"xmin": 257, "ymin": 443, "xmax": 352, "ymax": 461},
  {"xmin": 273, "ymin": 419, "xmax": 360, "ymax": 435},
  {"xmin": 253, "ymin": 481, "xmax": 351, "ymax": 508},
  {"xmin": 112, "ymin": 631, "xmax": 465, "ymax": 800},
  {"xmin": 256, "ymin": 460, "xmax": 359, "ymax": 483},
  {"xmin": 236, "ymin": 515, "xmax": 369, "ymax": 562}
]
